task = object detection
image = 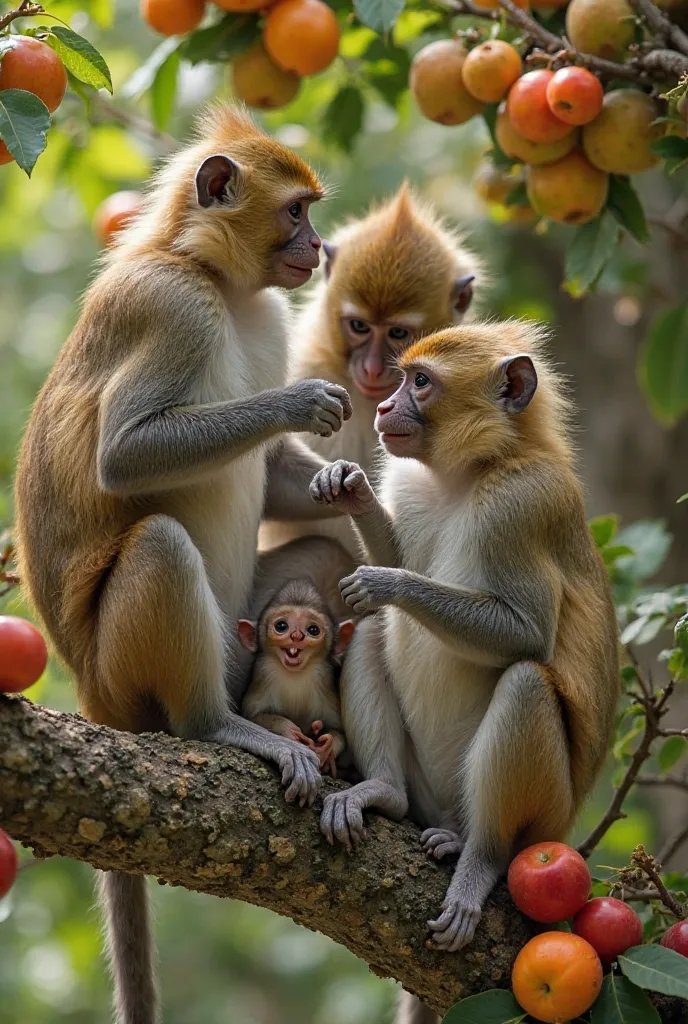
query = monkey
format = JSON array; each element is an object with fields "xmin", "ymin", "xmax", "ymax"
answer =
[
  {"xmin": 239, "ymin": 577, "xmax": 355, "ymax": 776},
  {"xmin": 260, "ymin": 183, "xmax": 484, "ymax": 556},
  {"xmin": 309, "ymin": 321, "xmax": 619, "ymax": 975},
  {"xmin": 13, "ymin": 104, "xmax": 353, "ymax": 1024}
]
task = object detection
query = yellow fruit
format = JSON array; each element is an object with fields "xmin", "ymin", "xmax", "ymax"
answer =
[
  {"xmin": 410, "ymin": 40, "xmax": 485, "ymax": 125},
  {"xmin": 527, "ymin": 149, "xmax": 609, "ymax": 224},
  {"xmin": 474, "ymin": 160, "xmax": 523, "ymax": 204},
  {"xmin": 462, "ymin": 40, "xmax": 523, "ymax": 104},
  {"xmin": 496, "ymin": 104, "xmax": 579, "ymax": 165},
  {"xmin": 565, "ymin": 0, "xmax": 635, "ymax": 60},
  {"xmin": 231, "ymin": 41, "xmax": 300, "ymax": 109},
  {"xmin": 582, "ymin": 89, "xmax": 662, "ymax": 173}
]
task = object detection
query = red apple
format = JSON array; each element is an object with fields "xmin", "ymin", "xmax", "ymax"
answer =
[
  {"xmin": 573, "ymin": 897, "xmax": 643, "ymax": 962},
  {"xmin": 661, "ymin": 921, "xmax": 688, "ymax": 957},
  {"xmin": 508, "ymin": 841, "xmax": 591, "ymax": 923},
  {"xmin": 0, "ymin": 830, "xmax": 18, "ymax": 899},
  {"xmin": 0, "ymin": 616, "xmax": 48, "ymax": 692}
]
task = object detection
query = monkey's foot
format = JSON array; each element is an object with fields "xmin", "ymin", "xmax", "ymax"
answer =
[
  {"xmin": 275, "ymin": 742, "xmax": 321, "ymax": 808},
  {"xmin": 320, "ymin": 790, "xmax": 367, "ymax": 849},
  {"xmin": 420, "ymin": 828, "xmax": 464, "ymax": 861},
  {"xmin": 428, "ymin": 898, "xmax": 481, "ymax": 952}
]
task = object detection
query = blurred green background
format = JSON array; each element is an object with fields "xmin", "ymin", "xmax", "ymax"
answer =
[{"xmin": 1, "ymin": 0, "xmax": 687, "ymax": 1021}]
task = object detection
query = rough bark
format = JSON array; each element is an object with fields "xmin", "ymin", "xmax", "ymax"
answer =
[{"xmin": 1, "ymin": 695, "xmax": 685, "ymax": 1021}]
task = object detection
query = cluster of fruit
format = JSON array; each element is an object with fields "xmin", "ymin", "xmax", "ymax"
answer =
[
  {"xmin": 142, "ymin": 0, "xmax": 340, "ymax": 110},
  {"xmin": 0, "ymin": 36, "xmax": 67, "ymax": 167},
  {"xmin": 506, "ymin": 841, "xmax": 687, "ymax": 1022},
  {"xmin": 410, "ymin": 0, "xmax": 671, "ymax": 227}
]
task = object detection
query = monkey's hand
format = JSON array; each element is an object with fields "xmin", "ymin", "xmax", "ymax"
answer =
[
  {"xmin": 273, "ymin": 740, "xmax": 322, "ymax": 808},
  {"xmin": 309, "ymin": 460, "xmax": 377, "ymax": 517},
  {"xmin": 283, "ymin": 379, "xmax": 352, "ymax": 438},
  {"xmin": 314, "ymin": 733, "xmax": 337, "ymax": 778},
  {"xmin": 428, "ymin": 896, "xmax": 482, "ymax": 953},
  {"xmin": 421, "ymin": 827, "xmax": 464, "ymax": 861},
  {"xmin": 339, "ymin": 566, "xmax": 400, "ymax": 614}
]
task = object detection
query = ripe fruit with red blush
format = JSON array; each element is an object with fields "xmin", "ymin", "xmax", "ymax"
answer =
[
  {"xmin": 573, "ymin": 897, "xmax": 643, "ymax": 962},
  {"xmin": 0, "ymin": 36, "xmax": 68, "ymax": 114},
  {"xmin": 512, "ymin": 932, "xmax": 603, "ymax": 1024},
  {"xmin": 546, "ymin": 67, "xmax": 604, "ymax": 126},
  {"xmin": 0, "ymin": 616, "xmax": 48, "ymax": 692},
  {"xmin": 0, "ymin": 830, "xmax": 18, "ymax": 899},
  {"xmin": 508, "ymin": 841, "xmax": 591, "ymax": 922},
  {"xmin": 507, "ymin": 69, "xmax": 575, "ymax": 143},
  {"xmin": 661, "ymin": 920, "xmax": 688, "ymax": 957}
]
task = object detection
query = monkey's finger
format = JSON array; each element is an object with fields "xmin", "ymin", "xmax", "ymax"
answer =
[
  {"xmin": 309, "ymin": 474, "xmax": 329, "ymax": 504},
  {"xmin": 346, "ymin": 801, "xmax": 366, "ymax": 846},
  {"xmin": 325, "ymin": 384, "xmax": 353, "ymax": 421},
  {"xmin": 339, "ymin": 573, "xmax": 357, "ymax": 591},
  {"xmin": 318, "ymin": 468, "xmax": 335, "ymax": 504},
  {"xmin": 343, "ymin": 469, "xmax": 366, "ymax": 495},
  {"xmin": 332, "ymin": 797, "xmax": 354, "ymax": 850},
  {"xmin": 312, "ymin": 418, "xmax": 334, "ymax": 438},
  {"xmin": 330, "ymin": 461, "xmax": 346, "ymax": 498},
  {"xmin": 320, "ymin": 797, "xmax": 337, "ymax": 845},
  {"xmin": 427, "ymin": 905, "xmax": 457, "ymax": 932},
  {"xmin": 432, "ymin": 842, "xmax": 463, "ymax": 860}
]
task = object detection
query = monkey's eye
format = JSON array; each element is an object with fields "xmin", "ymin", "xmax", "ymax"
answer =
[
  {"xmin": 414, "ymin": 372, "xmax": 430, "ymax": 389},
  {"xmin": 349, "ymin": 319, "xmax": 370, "ymax": 334},
  {"xmin": 389, "ymin": 326, "xmax": 410, "ymax": 342},
  {"xmin": 274, "ymin": 620, "xmax": 289, "ymax": 633},
  {"xmin": 288, "ymin": 202, "xmax": 302, "ymax": 220},
  {"xmin": 307, "ymin": 624, "xmax": 321, "ymax": 637}
]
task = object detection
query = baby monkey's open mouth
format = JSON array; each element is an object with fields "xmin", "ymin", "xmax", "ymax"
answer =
[{"xmin": 280, "ymin": 647, "xmax": 304, "ymax": 669}]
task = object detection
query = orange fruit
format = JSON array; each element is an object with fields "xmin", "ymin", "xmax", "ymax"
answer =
[
  {"xmin": 141, "ymin": 0, "xmax": 206, "ymax": 36},
  {"xmin": 214, "ymin": 0, "xmax": 273, "ymax": 8},
  {"xmin": 0, "ymin": 140, "xmax": 14, "ymax": 166},
  {"xmin": 462, "ymin": 41, "xmax": 523, "ymax": 104},
  {"xmin": 410, "ymin": 39, "xmax": 485, "ymax": 125},
  {"xmin": 264, "ymin": 0, "xmax": 340, "ymax": 76},
  {"xmin": 546, "ymin": 67, "xmax": 604, "ymax": 125},
  {"xmin": 94, "ymin": 191, "xmax": 143, "ymax": 246},
  {"xmin": 507, "ymin": 70, "xmax": 575, "ymax": 143},
  {"xmin": 0, "ymin": 36, "xmax": 67, "ymax": 114},
  {"xmin": 526, "ymin": 148, "xmax": 609, "ymax": 224},
  {"xmin": 496, "ymin": 103, "xmax": 578, "ymax": 165},
  {"xmin": 231, "ymin": 41, "xmax": 300, "ymax": 108},
  {"xmin": 512, "ymin": 932, "xmax": 603, "ymax": 1023}
]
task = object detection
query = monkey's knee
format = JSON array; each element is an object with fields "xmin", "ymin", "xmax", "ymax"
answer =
[
  {"xmin": 96, "ymin": 515, "xmax": 226, "ymax": 731},
  {"xmin": 467, "ymin": 661, "xmax": 574, "ymax": 846}
]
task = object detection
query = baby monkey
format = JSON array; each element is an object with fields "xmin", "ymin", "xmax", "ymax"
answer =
[{"xmin": 239, "ymin": 579, "xmax": 354, "ymax": 776}]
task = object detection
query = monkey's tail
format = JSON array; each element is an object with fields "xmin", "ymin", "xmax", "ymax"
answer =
[{"xmin": 97, "ymin": 871, "xmax": 159, "ymax": 1024}]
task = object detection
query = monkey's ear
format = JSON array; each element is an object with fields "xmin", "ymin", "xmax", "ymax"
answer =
[
  {"xmin": 496, "ymin": 354, "xmax": 538, "ymax": 414},
  {"xmin": 452, "ymin": 274, "xmax": 475, "ymax": 316},
  {"xmin": 237, "ymin": 619, "xmax": 258, "ymax": 652},
  {"xmin": 334, "ymin": 619, "xmax": 356, "ymax": 656},
  {"xmin": 323, "ymin": 240, "xmax": 337, "ymax": 280},
  {"xmin": 195, "ymin": 155, "xmax": 244, "ymax": 209}
]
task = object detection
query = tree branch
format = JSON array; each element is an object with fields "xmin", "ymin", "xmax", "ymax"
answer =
[
  {"xmin": 658, "ymin": 823, "xmax": 688, "ymax": 866},
  {"xmin": 636, "ymin": 773, "xmax": 688, "ymax": 791},
  {"xmin": 0, "ymin": 695, "xmax": 536, "ymax": 1015},
  {"xmin": 627, "ymin": 0, "xmax": 688, "ymax": 57},
  {"xmin": 0, "ymin": 1, "xmax": 43, "ymax": 33}
]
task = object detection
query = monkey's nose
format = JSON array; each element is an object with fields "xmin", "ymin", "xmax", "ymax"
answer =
[
  {"xmin": 291, "ymin": 630, "xmax": 305, "ymax": 642},
  {"xmin": 377, "ymin": 398, "xmax": 394, "ymax": 415}
]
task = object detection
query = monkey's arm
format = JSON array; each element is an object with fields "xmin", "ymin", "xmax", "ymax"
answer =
[
  {"xmin": 350, "ymin": 506, "xmax": 400, "ymax": 568},
  {"xmin": 340, "ymin": 566, "xmax": 557, "ymax": 666},
  {"xmin": 309, "ymin": 460, "xmax": 400, "ymax": 566},
  {"xmin": 263, "ymin": 438, "xmax": 345, "ymax": 521}
]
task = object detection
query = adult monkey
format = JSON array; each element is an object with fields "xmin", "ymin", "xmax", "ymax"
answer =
[
  {"xmin": 310, "ymin": 321, "xmax": 618, "ymax": 1023},
  {"xmin": 261, "ymin": 183, "xmax": 483, "ymax": 556},
  {"xmin": 14, "ymin": 105, "xmax": 351, "ymax": 1024}
]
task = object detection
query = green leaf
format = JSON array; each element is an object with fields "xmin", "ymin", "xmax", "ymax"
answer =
[
  {"xmin": 619, "ymin": 944, "xmax": 688, "ymax": 999},
  {"xmin": 180, "ymin": 13, "xmax": 260, "ymax": 64},
  {"xmin": 606, "ymin": 175, "xmax": 650, "ymax": 245},
  {"xmin": 590, "ymin": 973, "xmax": 661, "ymax": 1024},
  {"xmin": 363, "ymin": 38, "xmax": 410, "ymax": 108},
  {"xmin": 667, "ymin": 647, "xmax": 687, "ymax": 679},
  {"xmin": 651, "ymin": 135, "xmax": 688, "ymax": 160},
  {"xmin": 0, "ymin": 88, "xmax": 50, "ymax": 176},
  {"xmin": 442, "ymin": 990, "xmax": 527, "ymax": 1024},
  {"xmin": 505, "ymin": 182, "xmax": 528, "ymax": 207},
  {"xmin": 565, "ymin": 214, "xmax": 621, "ymax": 297},
  {"xmin": 675, "ymin": 612, "xmax": 688, "ymax": 658},
  {"xmin": 639, "ymin": 305, "xmax": 688, "ymax": 424},
  {"xmin": 46, "ymin": 26, "xmax": 112, "ymax": 93},
  {"xmin": 150, "ymin": 49, "xmax": 179, "ymax": 132},
  {"xmin": 615, "ymin": 520, "xmax": 671, "ymax": 582},
  {"xmin": 323, "ymin": 85, "xmax": 364, "ymax": 152},
  {"xmin": 590, "ymin": 514, "xmax": 619, "ymax": 548},
  {"xmin": 658, "ymin": 735, "xmax": 687, "ymax": 773},
  {"xmin": 354, "ymin": 0, "xmax": 405, "ymax": 32}
]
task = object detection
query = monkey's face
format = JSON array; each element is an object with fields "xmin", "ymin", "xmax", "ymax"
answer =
[
  {"xmin": 266, "ymin": 606, "xmax": 330, "ymax": 672},
  {"xmin": 375, "ymin": 367, "xmax": 439, "ymax": 461},
  {"xmin": 339, "ymin": 311, "xmax": 415, "ymax": 400},
  {"xmin": 267, "ymin": 195, "xmax": 323, "ymax": 290}
]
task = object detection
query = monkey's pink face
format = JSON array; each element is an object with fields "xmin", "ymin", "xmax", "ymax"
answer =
[
  {"xmin": 267, "ymin": 607, "xmax": 328, "ymax": 672},
  {"xmin": 375, "ymin": 367, "xmax": 440, "ymax": 460},
  {"xmin": 269, "ymin": 195, "xmax": 323, "ymax": 290},
  {"xmin": 341, "ymin": 316, "xmax": 416, "ymax": 399}
]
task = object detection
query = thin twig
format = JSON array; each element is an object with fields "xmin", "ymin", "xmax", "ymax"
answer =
[
  {"xmin": 636, "ymin": 773, "xmax": 688, "ymax": 791},
  {"xmin": 627, "ymin": 0, "xmax": 688, "ymax": 58},
  {"xmin": 660, "ymin": 727, "xmax": 688, "ymax": 737},
  {"xmin": 658, "ymin": 823, "xmax": 688, "ymax": 866},
  {"xmin": 0, "ymin": 1, "xmax": 43, "ymax": 32},
  {"xmin": 632, "ymin": 845, "xmax": 687, "ymax": 919}
]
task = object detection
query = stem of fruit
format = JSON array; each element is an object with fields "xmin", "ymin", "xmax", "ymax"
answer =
[
  {"xmin": 632, "ymin": 845, "xmax": 687, "ymax": 919},
  {"xmin": 577, "ymin": 655, "xmax": 673, "ymax": 859},
  {"xmin": 0, "ymin": 1, "xmax": 44, "ymax": 33}
]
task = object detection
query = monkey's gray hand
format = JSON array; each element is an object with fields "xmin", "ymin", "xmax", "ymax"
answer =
[
  {"xmin": 320, "ymin": 787, "xmax": 369, "ymax": 849},
  {"xmin": 309, "ymin": 460, "xmax": 376, "ymax": 517},
  {"xmin": 274, "ymin": 739, "xmax": 322, "ymax": 808},
  {"xmin": 421, "ymin": 828, "xmax": 464, "ymax": 861},
  {"xmin": 339, "ymin": 566, "xmax": 400, "ymax": 614},
  {"xmin": 428, "ymin": 896, "xmax": 482, "ymax": 952},
  {"xmin": 285, "ymin": 379, "xmax": 352, "ymax": 438}
]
